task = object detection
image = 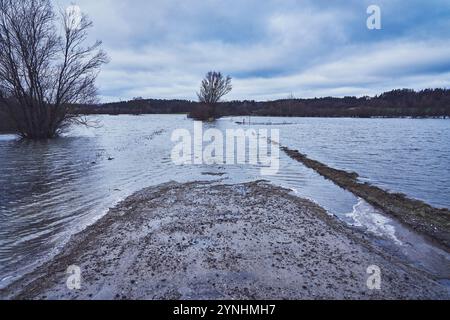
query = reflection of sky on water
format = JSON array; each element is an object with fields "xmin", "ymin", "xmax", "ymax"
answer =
[{"xmin": 0, "ymin": 115, "xmax": 448, "ymax": 288}]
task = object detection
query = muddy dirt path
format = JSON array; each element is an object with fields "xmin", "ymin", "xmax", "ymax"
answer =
[{"xmin": 1, "ymin": 181, "xmax": 447, "ymax": 300}]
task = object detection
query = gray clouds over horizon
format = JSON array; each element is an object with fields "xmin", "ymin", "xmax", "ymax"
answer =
[{"xmin": 56, "ymin": 0, "xmax": 450, "ymax": 102}]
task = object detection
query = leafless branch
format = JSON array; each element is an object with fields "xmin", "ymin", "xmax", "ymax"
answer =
[{"xmin": 0, "ymin": 0, "xmax": 108, "ymax": 139}]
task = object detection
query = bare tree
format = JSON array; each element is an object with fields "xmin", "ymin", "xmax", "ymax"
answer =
[
  {"xmin": 0, "ymin": 0, "xmax": 108, "ymax": 139},
  {"xmin": 197, "ymin": 71, "xmax": 232, "ymax": 104},
  {"xmin": 195, "ymin": 71, "xmax": 232, "ymax": 120}
]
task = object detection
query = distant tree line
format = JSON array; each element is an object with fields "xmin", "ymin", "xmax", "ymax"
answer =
[
  {"xmin": 217, "ymin": 89, "xmax": 450, "ymax": 118},
  {"xmin": 80, "ymin": 88, "xmax": 450, "ymax": 118},
  {"xmin": 75, "ymin": 99, "xmax": 199, "ymax": 115},
  {"xmin": 1, "ymin": 88, "xmax": 449, "ymax": 132}
]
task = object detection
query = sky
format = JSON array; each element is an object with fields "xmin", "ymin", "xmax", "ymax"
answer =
[{"xmin": 56, "ymin": 0, "xmax": 450, "ymax": 102}]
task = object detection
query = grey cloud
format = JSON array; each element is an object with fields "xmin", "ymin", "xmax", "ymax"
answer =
[{"xmin": 56, "ymin": 0, "xmax": 450, "ymax": 101}]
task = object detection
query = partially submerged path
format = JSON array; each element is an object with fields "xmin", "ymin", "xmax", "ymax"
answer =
[
  {"xmin": 279, "ymin": 145, "xmax": 450, "ymax": 250},
  {"xmin": 1, "ymin": 181, "xmax": 447, "ymax": 300}
]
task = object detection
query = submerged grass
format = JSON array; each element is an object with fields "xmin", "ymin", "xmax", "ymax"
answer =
[{"xmin": 280, "ymin": 146, "xmax": 450, "ymax": 250}]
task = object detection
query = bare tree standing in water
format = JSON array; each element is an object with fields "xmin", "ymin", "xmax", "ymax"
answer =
[
  {"xmin": 0, "ymin": 0, "xmax": 108, "ymax": 139},
  {"xmin": 193, "ymin": 71, "xmax": 232, "ymax": 120}
]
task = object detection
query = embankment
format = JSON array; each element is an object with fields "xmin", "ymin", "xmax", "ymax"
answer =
[
  {"xmin": 1, "ymin": 181, "xmax": 447, "ymax": 300},
  {"xmin": 280, "ymin": 146, "xmax": 450, "ymax": 250}
]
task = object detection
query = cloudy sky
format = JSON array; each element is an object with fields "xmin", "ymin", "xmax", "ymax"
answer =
[{"xmin": 56, "ymin": 0, "xmax": 450, "ymax": 102}]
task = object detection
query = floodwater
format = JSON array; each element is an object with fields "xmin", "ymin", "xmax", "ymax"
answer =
[{"xmin": 0, "ymin": 115, "xmax": 449, "ymax": 289}]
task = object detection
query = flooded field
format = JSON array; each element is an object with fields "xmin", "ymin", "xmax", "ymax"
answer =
[{"xmin": 0, "ymin": 115, "xmax": 449, "ymax": 288}]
